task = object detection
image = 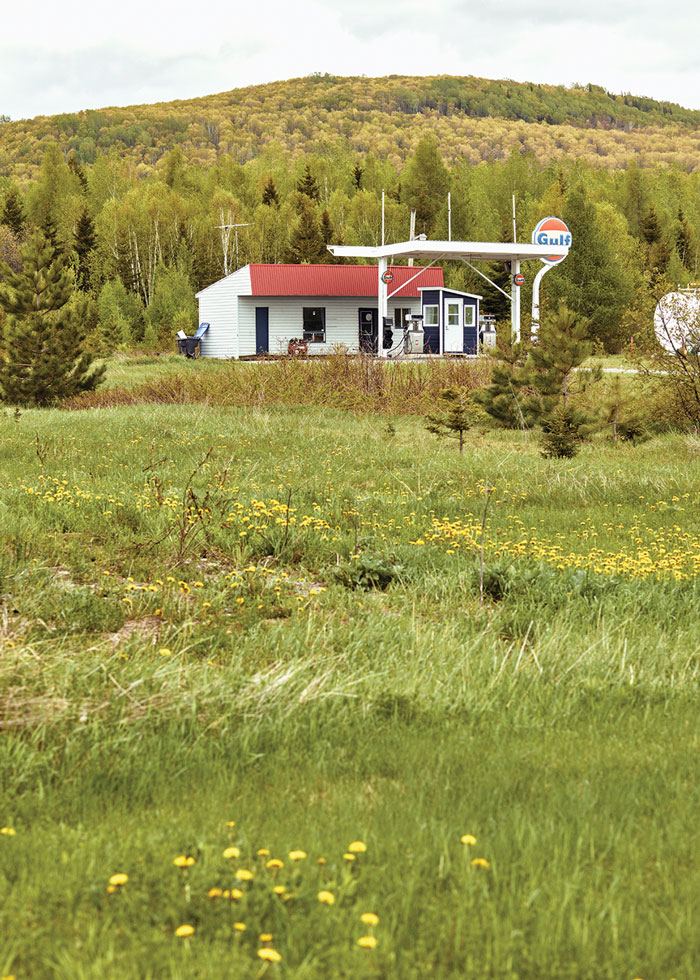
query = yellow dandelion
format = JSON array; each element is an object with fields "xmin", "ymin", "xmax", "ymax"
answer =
[
  {"xmin": 207, "ymin": 887, "xmax": 223, "ymax": 898},
  {"xmin": 234, "ymin": 922, "xmax": 246, "ymax": 932},
  {"xmin": 106, "ymin": 884, "xmax": 116, "ymax": 894},
  {"xmin": 273, "ymin": 885, "xmax": 286, "ymax": 895},
  {"xmin": 257, "ymin": 949, "xmax": 282, "ymax": 962},
  {"xmin": 159, "ymin": 648, "xmax": 171, "ymax": 657},
  {"xmin": 108, "ymin": 873, "xmax": 128, "ymax": 887},
  {"xmin": 266, "ymin": 858, "xmax": 284, "ymax": 869},
  {"xmin": 460, "ymin": 834, "xmax": 477, "ymax": 846},
  {"xmin": 235, "ymin": 868, "xmax": 254, "ymax": 881},
  {"xmin": 360, "ymin": 912, "xmax": 379, "ymax": 926},
  {"xmin": 259, "ymin": 933, "xmax": 273, "ymax": 942},
  {"xmin": 223, "ymin": 846, "xmax": 240, "ymax": 859},
  {"xmin": 348, "ymin": 840, "xmax": 366, "ymax": 853},
  {"xmin": 225, "ymin": 820, "xmax": 236, "ymax": 827},
  {"xmin": 343, "ymin": 853, "xmax": 356, "ymax": 862},
  {"xmin": 230, "ymin": 888, "xmax": 243, "ymax": 900},
  {"xmin": 471, "ymin": 858, "xmax": 490, "ymax": 869},
  {"xmin": 173, "ymin": 855, "xmax": 195, "ymax": 868},
  {"xmin": 257, "ymin": 848, "xmax": 270, "ymax": 857},
  {"xmin": 1, "ymin": 827, "xmax": 17, "ymax": 836},
  {"xmin": 317, "ymin": 856, "xmax": 326, "ymax": 865},
  {"xmin": 174, "ymin": 924, "xmax": 195, "ymax": 938},
  {"xmin": 288, "ymin": 849, "xmax": 307, "ymax": 862},
  {"xmin": 357, "ymin": 936, "xmax": 377, "ymax": 949},
  {"xmin": 318, "ymin": 890, "xmax": 335, "ymax": 905}
]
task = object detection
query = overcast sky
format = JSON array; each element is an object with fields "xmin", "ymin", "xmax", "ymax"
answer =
[{"xmin": 1, "ymin": 0, "xmax": 698, "ymax": 120}]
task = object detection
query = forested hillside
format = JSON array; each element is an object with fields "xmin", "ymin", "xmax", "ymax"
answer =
[
  {"xmin": 4, "ymin": 74, "xmax": 700, "ymax": 179},
  {"xmin": 0, "ymin": 73, "xmax": 699, "ymax": 354}
]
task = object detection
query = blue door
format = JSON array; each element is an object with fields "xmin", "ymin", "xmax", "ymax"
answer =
[{"xmin": 255, "ymin": 307, "xmax": 269, "ymax": 355}]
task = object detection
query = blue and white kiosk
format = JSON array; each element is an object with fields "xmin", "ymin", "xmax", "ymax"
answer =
[{"xmin": 327, "ymin": 217, "xmax": 571, "ymax": 356}]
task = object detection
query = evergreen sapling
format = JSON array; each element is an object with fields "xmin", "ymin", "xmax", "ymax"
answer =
[{"xmin": 0, "ymin": 228, "xmax": 105, "ymax": 406}]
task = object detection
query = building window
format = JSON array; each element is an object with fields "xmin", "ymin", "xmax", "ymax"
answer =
[
  {"xmin": 446, "ymin": 301, "xmax": 461, "ymax": 326},
  {"xmin": 393, "ymin": 307, "xmax": 413, "ymax": 328},
  {"xmin": 464, "ymin": 305, "xmax": 475, "ymax": 327},
  {"xmin": 303, "ymin": 307, "xmax": 326, "ymax": 343},
  {"xmin": 424, "ymin": 305, "xmax": 438, "ymax": 326}
]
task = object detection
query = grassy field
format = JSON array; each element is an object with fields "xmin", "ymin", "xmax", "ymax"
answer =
[{"xmin": 1, "ymin": 374, "xmax": 699, "ymax": 979}]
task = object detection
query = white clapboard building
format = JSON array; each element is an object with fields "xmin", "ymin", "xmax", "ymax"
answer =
[{"xmin": 195, "ymin": 263, "xmax": 481, "ymax": 358}]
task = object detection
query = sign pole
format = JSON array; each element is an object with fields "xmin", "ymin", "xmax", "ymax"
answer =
[
  {"xmin": 511, "ymin": 258, "xmax": 521, "ymax": 342},
  {"xmin": 531, "ymin": 263, "xmax": 551, "ymax": 338},
  {"xmin": 378, "ymin": 257, "xmax": 388, "ymax": 358}
]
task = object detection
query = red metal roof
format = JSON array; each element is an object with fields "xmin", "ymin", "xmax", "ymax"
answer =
[{"xmin": 248, "ymin": 264, "xmax": 444, "ymax": 298}]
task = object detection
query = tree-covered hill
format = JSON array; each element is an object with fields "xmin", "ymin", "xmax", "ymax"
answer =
[{"xmin": 4, "ymin": 73, "xmax": 700, "ymax": 181}]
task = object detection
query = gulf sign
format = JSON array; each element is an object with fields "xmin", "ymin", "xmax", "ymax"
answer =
[{"xmin": 531, "ymin": 217, "xmax": 572, "ymax": 265}]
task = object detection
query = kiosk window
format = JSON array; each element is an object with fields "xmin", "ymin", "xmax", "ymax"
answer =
[
  {"xmin": 464, "ymin": 305, "xmax": 475, "ymax": 327},
  {"xmin": 424, "ymin": 305, "xmax": 438, "ymax": 326}
]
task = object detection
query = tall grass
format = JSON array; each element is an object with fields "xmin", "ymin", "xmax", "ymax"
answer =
[
  {"xmin": 67, "ymin": 352, "xmax": 491, "ymax": 414},
  {"xmin": 2, "ymin": 402, "xmax": 700, "ymax": 978}
]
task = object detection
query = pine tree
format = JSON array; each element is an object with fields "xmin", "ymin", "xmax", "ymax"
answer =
[
  {"xmin": 73, "ymin": 207, "xmax": 96, "ymax": 290},
  {"xmin": 1, "ymin": 187, "xmax": 26, "ymax": 239},
  {"xmin": 296, "ymin": 163, "xmax": 320, "ymax": 202},
  {"xmin": 0, "ymin": 229, "xmax": 105, "ymax": 406},
  {"xmin": 319, "ymin": 209, "xmax": 334, "ymax": 245},
  {"xmin": 262, "ymin": 176, "xmax": 279, "ymax": 207},
  {"xmin": 352, "ymin": 162, "xmax": 364, "ymax": 190},
  {"xmin": 67, "ymin": 154, "xmax": 88, "ymax": 191},
  {"xmin": 285, "ymin": 201, "xmax": 325, "ymax": 263},
  {"xmin": 425, "ymin": 388, "xmax": 475, "ymax": 452},
  {"xmin": 473, "ymin": 338, "xmax": 530, "ymax": 429},
  {"xmin": 523, "ymin": 301, "xmax": 594, "ymax": 415},
  {"xmin": 641, "ymin": 205, "xmax": 670, "ymax": 274}
]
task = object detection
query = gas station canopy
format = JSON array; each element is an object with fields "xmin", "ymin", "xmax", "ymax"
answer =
[
  {"xmin": 327, "ymin": 238, "xmax": 571, "ymax": 350},
  {"xmin": 328, "ymin": 239, "xmax": 568, "ymax": 263}
]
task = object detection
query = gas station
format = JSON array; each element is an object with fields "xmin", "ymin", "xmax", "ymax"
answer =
[{"xmin": 327, "ymin": 216, "xmax": 572, "ymax": 355}]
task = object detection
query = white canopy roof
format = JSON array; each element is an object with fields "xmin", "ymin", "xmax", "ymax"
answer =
[{"xmin": 327, "ymin": 239, "xmax": 569, "ymax": 263}]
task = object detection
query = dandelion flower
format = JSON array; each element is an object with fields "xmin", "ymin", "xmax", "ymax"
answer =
[
  {"xmin": 317, "ymin": 857, "xmax": 326, "ymax": 865},
  {"xmin": 0, "ymin": 827, "xmax": 16, "ymax": 836},
  {"xmin": 348, "ymin": 841, "xmax": 366, "ymax": 853},
  {"xmin": 318, "ymin": 890, "xmax": 335, "ymax": 905},
  {"xmin": 257, "ymin": 949, "xmax": 282, "ymax": 962},
  {"xmin": 461, "ymin": 834, "xmax": 477, "ymax": 846},
  {"xmin": 357, "ymin": 936, "xmax": 377, "ymax": 949},
  {"xmin": 174, "ymin": 924, "xmax": 195, "ymax": 938},
  {"xmin": 360, "ymin": 912, "xmax": 379, "ymax": 926},
  {"xmin": 230, "ymin": 888, "xmax": 243, "ymax": 900},
  {"xmin": 223, "ymin": 846, "xmax": 240, "ymax": 859},
  {"xmin": 235, "ymin": 868, "xmax": 254, "ymax": 881},
  {"xmin": 266, "ymin": 858, "xmax": 284, "ymax": 870},
  {"xmin": 257, "ymin": 848, "xmax": 270, "ymax": 857},
  {"xmin": 108, "ymin": 873, "xmax": 128, "ymax": 886},
  {"xmin": 273, "ymin": 885, "xmax": 285, "ymax": 896},
  {"xmin": 225, "ymin": 821, "xmax": 236, "ymax": 828},
  {"xmin": 159, "ymin": 648, "xmax": 171, "ymax": 657},
  {"xmin": 288, "ymin": 850, "xmax": 307, "ymax": 862},
  {"xmin": 259, "ymin": 933, "xmax": 273, "ymax": 942},
  {"xmin": 234, "ymin": 922, "xmax": 246, "ymax": 932},
  {"xmin": 471, "ymin": 858, "xmax": 490, "ymax": 869},
  {"xmin": 343, "ymin": 853, "xmax": 356, "ymax": 862},
  {"xmin": 173, "ymin": 855, "xmax": 195, "ymax": 867},
  {"xmin": 208, "ymin": 887, "xmax": 223, "ymax": 898}
]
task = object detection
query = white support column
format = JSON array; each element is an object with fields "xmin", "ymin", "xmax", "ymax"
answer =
[
  {"xmin": 511, "ymin": 259, "xmax": 521, "ymax": 343},
  {"xmin": 531, "ymin": 263, "xmax": 551, "ymax": 338},
  {"xmin": 378, "ymin": 257, "xmax": 388, "ymax": 358}
]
